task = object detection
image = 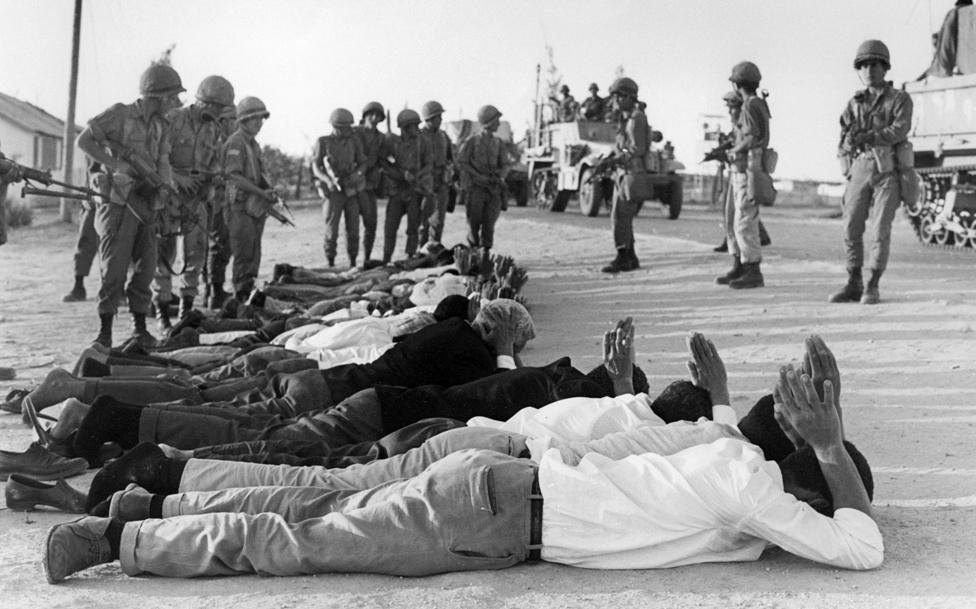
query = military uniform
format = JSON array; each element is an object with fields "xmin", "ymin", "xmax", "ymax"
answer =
[
  {"xmin": 223, "ymin": 127, "xmax": 268, "ymax": 297},
  {"xmin": 419, "ymin": 125, "xmax": 453, "ymax": 245},
  {"xmin": 208, "ymin": 109, "xmax": 236, "ymax": 307},
  {"xmin": 155, "ymin": 104, "xmax": 224, "ymax": 311},
  {"xmin": 382, "ymin": 131, "xmax": 433, "ymax": 262},
  {"xmin": 354, "ymin": 125, "xmax": 386, "ymax": 261},
  {"xmin": 86, "ymin": 100, "xmax": 173, "ymax": 319},
  {"xmin": 611, "ymin": 104, "xmax": 650, "ymax": 257},
  {"xmin": 580, "ymin": 93, "xmax": 606, "ymax": 121},
  {"xmin": 727, "ymin": 93, "xmax": 771, "ymax": 266},
  {"xmin": 312, "ymin": 131, "xmax": 366, "ymax": 266},
  {"xmin": 457, "ymin": 131, "xmax": 508, "ymax": 250}
]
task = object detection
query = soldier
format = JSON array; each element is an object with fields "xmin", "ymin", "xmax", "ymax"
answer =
[
  {"xmin": 831, "ymin": 40, "xmax": 912, "ymax": 305},
  {"xmin": 76, "ymin": 64, "xmax": 182, "ymax": 348},
  {"xmin": 311, "ymin": 108, "xmax": 366, "ymax": 267},
  {"xmin": 153, "ymin": 75, "xmax": 235, "ymax": 332},
  {"xmin": 207, "ymin": 105, "xmax": 237, "ymax": 308},
  {"xmin": 550, "ymin": 84, "xmax": 578, "ymax": 123},
  {"xmin": 223, "ymin": 96, "xmax": 276, "ymax": 302},
  {"xmin": 418, "ymin": 100, "xmax": 454, "ymax": 246},
  {"xmin": 60, "ymin": 175, "xmax": 99, "ymax": 302},
  {"xmin": 457, "ymin": 105, "xmax": 509, "ymax": 255},
  {"xmin": 579, "ymin": 82, "xmax": 606, "ymax": 121},
  {"xmin": 354, "ymin": 102, "xmax": 387, "ymax": 264},
  {"xmin": 0, "ymin": 142, "xmax": 23, "ymax": 247},
  {"xmin": 715, "ymin": 61, "xmax": 772, "ymax": 289},
  {"xmin": 382, "ymin": 109, "xmax": 433, "ymax": 263},
  {"xmin": 601, "ymin": 77, "xmax": 648, "ymax": 274}
]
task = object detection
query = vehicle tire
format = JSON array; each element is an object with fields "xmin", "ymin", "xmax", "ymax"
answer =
[
  {"xmin": 578, "ymin": 168, "xmax": 604, "ymax": 217},
  {"xmin": 551, "ymin": 189, "xmax": 571, "ymax": 213},
  {"xmin": 920, "ymin": 214, "xmax": 943, "ymax": 244},
  {"xmin": 666, "ymin": 175, "xmax": 683, "ymax": 220},
  {"xmin": 513, "ymin": 179, "xmax": 529, "ymax": 207}
]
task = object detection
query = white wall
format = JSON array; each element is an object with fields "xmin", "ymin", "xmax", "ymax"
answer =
[{"xmin": 0, "ymin": 116, "xmax": 87, "ymax": 204}]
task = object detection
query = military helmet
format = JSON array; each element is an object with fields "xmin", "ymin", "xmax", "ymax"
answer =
[
  {"xmin": 729, "ymin": 61, "xmax": 762, "ymax": 85},
  {"xmin": 609, "ymin": 77, "xmax": 639, "ymax": 96},
  {"xmin": 236, "ymin": 96, "xmax": 270, "ymax": 122},
  {"xmin": 559, "ymin": 84, "xmax": 570, "ymax": 93},
  {"xmin": 362, "ymin": 101, "xmax": 385, "ymax": 118},
  {"xmin": 139, "ymin": 64, "xmax": 185, "ymax": 98},
  {"xmin": 195, "ymin": 75, "xmax": 235, "ymax": 107},
  {"xmin": 588, "ymin": 82, "xmax": 599, "ymax": 92},
  {"xmin": 397, "ymin": 108, "xmax": 421, "ymax": 128},
  {"xmin": 722, "ymin": 90, "xmax": 742, "ymax": 106},
  {"xmin": 420, "ymin": 100, "xmax": 445, "ymax": 121},
  {"xmin": 476, "ymin": 104, "xmax": 502, "ymax": 125},
  {"xmin": 854, "ymin": 39, "xmax": 891, "ymax": 70},
  {"xmin": 329, "ymin": 108, "xmax": 354, "ymax": 127}
]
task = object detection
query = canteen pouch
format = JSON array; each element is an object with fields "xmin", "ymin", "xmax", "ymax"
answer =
[
  {"xmin": 899, "ymin": 167, "xmax": 921, "ymax": 209},
  {"xmin": 762, "ymin": 148, "xmax": 779, "ymax": 174},
  {"xmin": 749, "ymin": 170, "xmax": 777, "ymax": 207},
  {"xmin": 838, "ymin": 152, "xmax": 853, "ymax": 178},
  {"xmin": 894, "ymin": 140, "xmax": 915, "ymax": 169},
  {"xmin": 871, "ymin": 145, "xmax": 895, "ymax": 173}
]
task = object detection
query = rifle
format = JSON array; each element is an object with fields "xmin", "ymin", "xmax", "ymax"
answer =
[
  {"xmin": 701, "ymin": 138, "xmax": 734, "ymax": 164},
  {"xmin": 0, "ymin": 158, "xmax": 104, "ymax": 202},
  {"xmin": 585, "ymin": 152, "xmax": 625, "ymax": 183},
  {"xmin": 101, "ymin": 140, "xmax": 179, "ymax": 198},
  {"xmin": 224, "ymin": 171, "xmax": 295, "ymax": 227}
]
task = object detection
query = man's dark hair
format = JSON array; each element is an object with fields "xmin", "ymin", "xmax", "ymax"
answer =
[
  {"xmin": 584, "ymin": 364, "xmax": 649, "ymax": 397},
  {"xmin": 738, "ymin": 394, "xmax": 796, "ymax": 463},
  {"xmin": 779, "ymin": 441, "xmax": 874, "ymax": 515},
  {"xmin": 649, "ymin": 380, "xmax": 712, "ymax": 423},
  {"xmin": 432, "ymin": 295, "xmax": 470, "ymax": 322}
]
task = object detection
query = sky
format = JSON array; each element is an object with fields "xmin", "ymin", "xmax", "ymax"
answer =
[{"xmin": 0, "ymin": 0, "xmax": 953, "ymax": 182}]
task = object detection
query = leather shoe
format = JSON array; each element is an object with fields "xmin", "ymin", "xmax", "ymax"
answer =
[
  {"xmin": 5, "ymin": 474, "xmax": 87, "ymax": 513},
  {"xmin": 109, "ymin": 484, "xmax": 153, "ymax": 522},
  {"xmin": 0, "ymin": 442, "xmax": 89, "ymax": 481},
  {"xmin": 44, "ymin": 516, "xmax": 114, "ymax": 584}
]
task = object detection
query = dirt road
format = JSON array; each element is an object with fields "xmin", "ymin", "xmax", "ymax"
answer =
[{"xmin": 1, "ymin": 200, "xmax": 974, "ymax": 608}]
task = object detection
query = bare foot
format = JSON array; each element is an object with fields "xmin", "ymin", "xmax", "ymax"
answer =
[
  {"xmin": 27, "ymin": 368, "xmax": 85, "ymax": 412},
  {"xmin": 50, "ymin": 398, "xmax": 91, "ymax": 440},
  {"xmin": 158, "ymin": 443, "xmax": 193, "ymax": 461}
]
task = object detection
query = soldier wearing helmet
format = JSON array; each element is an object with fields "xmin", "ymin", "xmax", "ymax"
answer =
[
  {"xmin": 418, "ymin": 100, "xmax": 454, "ymax": 246},
  {"xmin": 311, "ymin": 108, "xmax": 367, "ymax": 267},
  {"xmin": 549, "ymin": 83, "xmax": 579, "ymax": 123},
  {"xmin": 149, "ymin": 75, "xmax": 236, "ymax": 330},
  {"xmin": 76, "ymin": 63, "xmax": 184, "ymax": 348},
  {"xmin": 221, "ymin": 95, "xmax": 277, "ymax": 302},
  {"xmin": 714, "ymin": 61, "xmax": 772, "ymax": 289},
  {"xmin": 207, "ymin": 104, "xmax": 239, "ymax": 307},
  {"xmin": 831, "ymin": 40, "xmax": 913, "ymax": 306},
  {"xmin": 457, "ymin": 104, "xmax": 509, "ymax": 253},
  {"xmin": 600, "ymin": 76, "xmax": 648, "ymax": 274},
  {"xmin": 352, "ymin": 101, "xmax": 387, "ymax": 263},
  {"xmin": 380, "ymin": 108, "xmax": 433, "ymax": 263},
  {"xmin": 923, "ymin": 0, "xmax": 974, "ymax": 78},
  {"xmin": 579, "ymin": 82, "xmax": 606, "ymax": 121}
]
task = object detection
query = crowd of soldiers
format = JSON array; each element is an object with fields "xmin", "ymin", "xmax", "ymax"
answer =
[{"xmin": 548, "ymin": 82, "xmax": 617, "ymax": 123}]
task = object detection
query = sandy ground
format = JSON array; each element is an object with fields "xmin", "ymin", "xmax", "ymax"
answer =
[{"xmin": 1, "ymin": 198, "xmax": 974, "ymax": 608}]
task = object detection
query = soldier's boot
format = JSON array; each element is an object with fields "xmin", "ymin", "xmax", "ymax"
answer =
[
  {"xmin": 860, "ymin": 269, "xmax": 883, "ymax": 305},
  {"xmin": 828, "ymin": 268, "xmax": 863, "ymax": 303},
  {"xmin": 627, "ymin": 245, "xmax": 640, "ymax": 270},
  {"xmin": 154, "ymin": 298, "xmax": 172, "ymax": 334},
  {"xmin": 130, "ymin": 313, "xmax": 157, "ymax": 349},
  {"xmin": 601, "ymin": 247, "xmax": 630, "ymax": 274},
  {"xmin": 716, "ymin": 256, "xmax": 744, "ymax": 285},
  {"xmin": 712, "ymin": 238, "xmax": 728, "ymax": 253},
  {"xmin": 729, "ymin": 262, "xmax": 765, "ymax": 289},
  {"xmin": 327, "ymin": 256, "xmax": 335, "ymax": 268},
  {"xmin": 208, "ymin": 285, "xmax": 228, "ymax": 309},
  {"xmin": 759, "ymin": 220, "xmax": 771, "ymax": 246},
  {"xmin": 94, "ymin": 314, "xmax": 113, "ymax": 348},
  {"xmin": 62, "ymin": 276, "xmax": 87, "ymax": 303},
  {"xmin": 177, "ymin": 296, "xmax": 194, "ymax": 320}
]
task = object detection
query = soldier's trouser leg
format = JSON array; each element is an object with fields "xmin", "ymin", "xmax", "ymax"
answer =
[
  {"xmin": 359, "ymin": 191, "xmax": 378, "ymax": 260},
  {"xmin": 480, "ymin": 192, "xmax": 502, "ymax": 250},
  {"xmin": 465, "ymin": 187, "xmax": 488, "ymax": 247},
  {"xmin": 0, "ymin": 184, "xmax": 7, "ymax": 246},
  {"xmin": 383, "ymin": 193, "xmax": 407, "ymax": 261},
  {"xmin": 153, "ymin": 234, "xmax": 177, "ymax": 303},
  {"xmin": 419, "ymin": 192, "xmax": 434, "ymax": 245},
  {"xmin": 843, "ymin": 157, "xmax": 900, "ymax": 273},
  {"xmin": 179, "ymin": 205, "xmax": 209, "ymax": 299},
  {"xmin": 731, "ymin": 171, "xmax": 761, "ymax": 263},
  {"xmin": 95, "ymin": 202, "xmax": 157, "ymax": 316},
  {"xmin": 228, "ymin": 209, "xmax": 265, "ymax": 295},
  {"xmin": 209, "ymin": 208, "xmax": 231, "ymax": 292},
  {"xmin": 723, "ymin": 181, "xmax": 739, "ymax": 257},
  {"xmin": 342, "ymin": 194, "xmax": 360, "ymax": 263},
  {"xmin": 610, "ymin": 189, "xmax": 638, "ymax": 250},
  {"xmin": 73, "ymin": 204, "xmax": 99, "ymax": 277},
  {"xmin": 322, "ymin": 193, "xmax": 345, "ymax": 261},
  {"xmin": 427, "ymin": 183, "xmax": 449, "ymax": 244},
  {"xmin": 404, "ymin": 194, "xmax": 422, "ymax": 256}
]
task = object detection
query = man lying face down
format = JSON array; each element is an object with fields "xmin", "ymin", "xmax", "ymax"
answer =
[{"xmin": 43, "ymin": 328, "xmax": 881, "ymax": 582}]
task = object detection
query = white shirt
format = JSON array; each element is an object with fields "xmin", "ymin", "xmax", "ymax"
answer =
[{"xmin": 539, "ymin": 438, "xmax": 884, "ymax": 571}]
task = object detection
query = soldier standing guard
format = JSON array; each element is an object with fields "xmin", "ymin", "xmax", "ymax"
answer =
[
  {"xmin": 223, "ymin": 96, "xmax": 275, "ymax": 303},
  {"xmin": 354, "ymin": 102, "xmax": 387, "ymax": 264},
  {"xmin": 382, "ymin": 109, "xmax": 433, "ymax": 263},
  {"xmin": 831, "ymin": 40, "xmax": 913, "ymax": 305},
  {"xmin": 207, "ymin": 105, "xmax": 237, "ymax": 308},
  {"xmin": 153, "ymin": 75, "xmax": 235, "ymax": 331},
  {"xmin": 76, "ymin": 64, "xmax": 182, "ymax": 348},
  {"xmin": 579, "ymin": 83, "xmax": 606, "ymax": 121},
  {"xmin": 457, "ymin": 105, "xmax": 509, "ymax": 255},
  {"xmin": 312, "ymin": 108, "xmax": 366, "ymax": 267},
  {"xmin": 418, "ymin": 100, "xmax": 453, "ymax": 246},
  {"xmin": 601, "ymin": 77, "xmax": 647, "ymax": 274}
]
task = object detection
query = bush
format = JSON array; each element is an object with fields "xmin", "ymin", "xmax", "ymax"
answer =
[
  {"xmin": 262, "ymin": 145, "xmax": 306, "ymax": 200},
  {"xmin": 4, "ymin": 199, "xmax": 33, "ymax": 228}
]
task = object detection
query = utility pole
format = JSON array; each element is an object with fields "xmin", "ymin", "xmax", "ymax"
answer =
[{"xmin": 61, "ymin": 0, "xmax": 82, "ymax": 222}]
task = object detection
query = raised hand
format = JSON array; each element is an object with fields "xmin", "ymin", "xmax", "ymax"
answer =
[
  {"xmin": 685, "ymin": 332, "xmax": 730, "ymax": 406},
  {"xmin": 603, "ymin": 317, "xmax": 635, "ymax": 395},
  {"xmin": 775, "ymin": 364, "xmax": 843, "ymax": 455},
  {"xmin": 801, "ymin": 335, "xmax": 844, "ymax": 437}
]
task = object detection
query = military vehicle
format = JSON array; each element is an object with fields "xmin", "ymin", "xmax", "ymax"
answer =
[
  {"xmin": 905, "ymin": 74, "xmax": 976, "ymax": 249},
  {"xmin": 523, "ymin": 119, "xmax": 684, "ymax": 219},
  {"xmin": 443, "ymin": 119, "xmax": 529, "ymax": 207}
]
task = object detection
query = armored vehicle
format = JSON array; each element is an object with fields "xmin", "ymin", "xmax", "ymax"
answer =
[{"xmin": 523, "ymin": 119, "xmax": 684, "ymax": 219}]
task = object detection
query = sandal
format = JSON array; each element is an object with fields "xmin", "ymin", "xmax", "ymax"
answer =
[{"xmin": 0, "ymin": 388, "xmax": 29, "ymax": 415}]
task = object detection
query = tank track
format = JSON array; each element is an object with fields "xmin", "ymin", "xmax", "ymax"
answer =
[{"xmin": 907, "ymin": 166, "xmax": 976, "ymax": 252}]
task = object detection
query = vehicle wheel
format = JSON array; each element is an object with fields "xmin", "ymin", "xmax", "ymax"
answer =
[
  {"xmin": 920, "ymin": 215, "xmax": 943, "ymax": 244},
  {"xmin": 934, "ymin": 218, "xmax": 954, "ymax": 245},
  {"xmin": 551, "ymin": 189, "xmax": 571, "ymax": 213},
  {"xmin": 578, "ymin": 168, "xmax": 604, "ymax": 217},
  {"xmin": 513, "ymin": 179, "xmax": 529, "ymax": 207},
  {"xmin": 666, "ymin": 176, "xmax": 683, "ymax": 220}
]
